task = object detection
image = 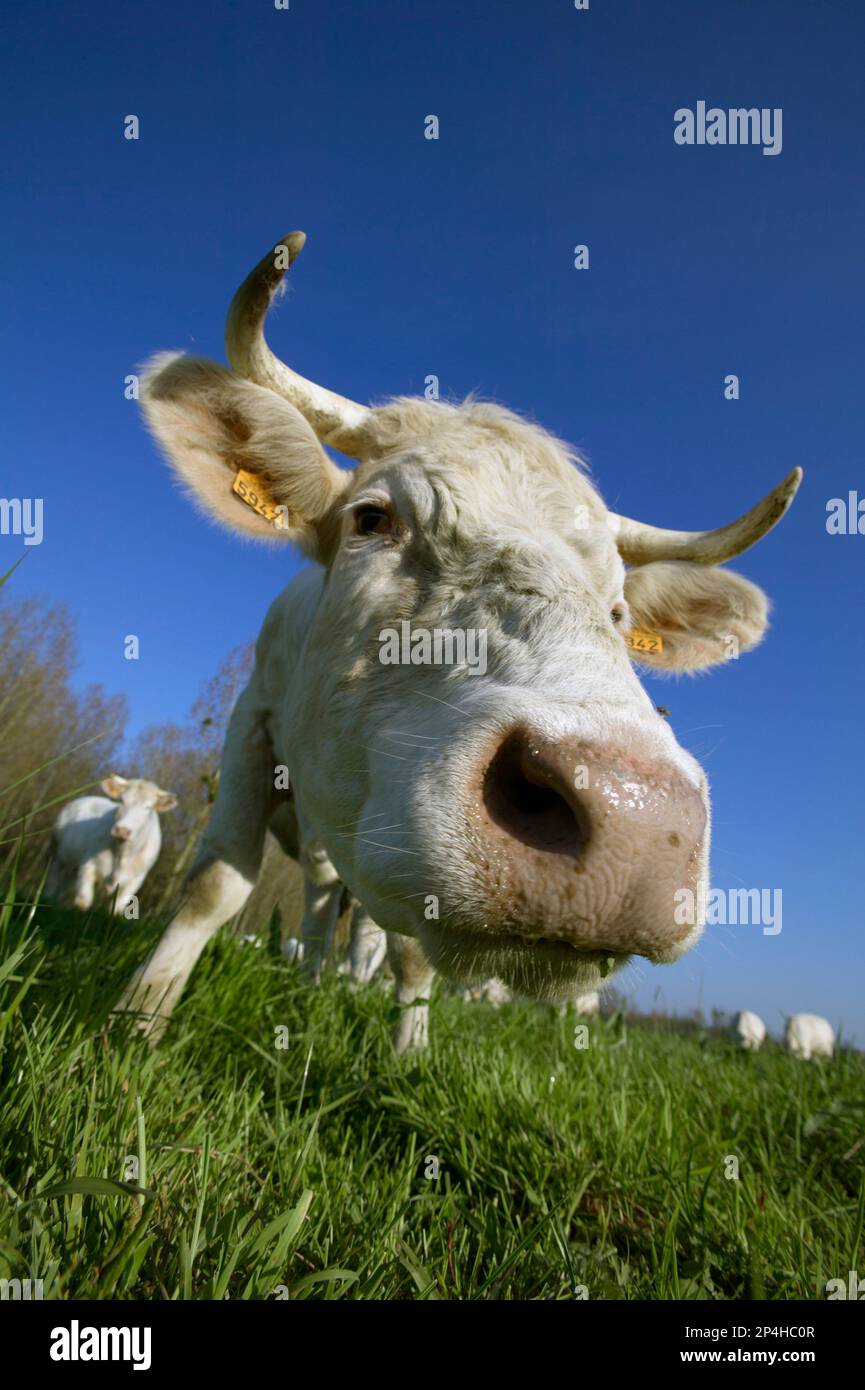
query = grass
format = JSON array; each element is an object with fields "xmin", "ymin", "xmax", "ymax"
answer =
[{"xmin": 0, "ymin": 888, "xmax": 863, "ymax": 1301}]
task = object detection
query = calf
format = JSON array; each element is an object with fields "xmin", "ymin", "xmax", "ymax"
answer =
[{"xmin": 49, "ymin": 776, "xmax": 177, "ymax": 915}]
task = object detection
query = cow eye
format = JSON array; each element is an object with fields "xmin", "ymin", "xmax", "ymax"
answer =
[
  {"xmin": 354, "ymin": 505, "xmax": 393, "ymax": 537},
  {"xmin": 610, "ymin": 606, "xmax": 625, "ymax": 626}
]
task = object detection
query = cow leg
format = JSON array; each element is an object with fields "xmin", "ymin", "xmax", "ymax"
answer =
[
  {"xmin": 267, "ymin": 798, "xmax": 300, "ymax": 862},
  {"xmin": 46, "ymin": 863, "xmax": 71, "ymax": 904},
  {"xmin": 387, "ymin": 933, "xmax": 435, "ymax": 1055},
  {"xmin": 112, "ymin": 874, "xmax": 147, "ymax": 918},
  {"xmin": 113, "ymin": 691, "xmax": 276, "ymax": 1042},
  {"xmin": 44, "ymin": 843, "xmax": 65, "ymax": 902},
  {"xmin": 267, "ymin": 804, "xmax": 344, "ymax": 981},
  {"xmin": 74, "ymin": 862, "xmax": 97, "ymax": 911},
  {"xmin": 347, "ymin": 902, "xmax": 388, "ymax": 984},
  {"xmin": 297, "ymin": 842, "xmax": 343, "ymax": 982},
  {"xmin": 114, "ymin": 859, "xmax": 258, "ymax": 1038}
]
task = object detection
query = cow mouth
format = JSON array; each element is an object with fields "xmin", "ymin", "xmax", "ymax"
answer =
[
  {"xmin": 500, "ymin": 933, "xmax": 622, "ymax": 965},
  {"xmin": 418, "ymin": 919, "xmax": 629, "ymax": 1002}
]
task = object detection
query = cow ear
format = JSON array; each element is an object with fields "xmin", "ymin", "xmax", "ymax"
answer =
[
  {"xmin": 623, "ymin": 561, "xmax": 770, "ymax": 672},
  {"xmin": 154, "ymin": 790, "xmax": 178, "ymax": 813},
  {"xmin": 102, "ymin": 775, "xmax": 128, "ymax": 799},
  {"xmin": 139, "ymin": 354, "xmax": 351, "ymax": 561}
]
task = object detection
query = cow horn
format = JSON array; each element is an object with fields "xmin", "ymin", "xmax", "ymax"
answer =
[
  {"xmin": 225, "ymin": 232, "xmax": 375, "ymax": 456},
  {"xmin": 609, "ymin": 467, "xmax": 802, "ymax": 565}
]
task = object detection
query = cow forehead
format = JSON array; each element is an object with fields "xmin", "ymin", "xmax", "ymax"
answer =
[
  {"xmin": 120, "ymin": 779, "xmax": 161, "ymax": 804},
  {"xmin": 349, "ymin": 403, "xmax": 621, "ymax": 591},
  {"xmin": 354, "ymin": 399, "xmax": 601, "ymax": 507}
]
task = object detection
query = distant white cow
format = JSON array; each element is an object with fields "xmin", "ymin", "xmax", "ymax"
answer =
[
  {"xmin": 461, "ymin": 978, "xmax": 512, "ymax": 1006},
  {"xmin": 732, "ymin": 1010, "xmax": 766, "ymax": 1051},
  {"xmin": 786, "ymin": 1013, "xmax": 835, "ymax": 1061},
  {"xmin": 558, "ymin": 989, "xmax": 600, "ymax": 1019},
  {"xmin": 572, "ymin": 990, "xmax": 600, "ymax": 1016},
  {"xmin": 48, "ymin": 776, "xmax": 177, "ymax": 915}
]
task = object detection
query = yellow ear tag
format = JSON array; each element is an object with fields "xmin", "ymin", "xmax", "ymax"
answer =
[
  {"xmin": 232, "ymin": 468, "xmax": 286, "ymax": 528},
  {"xmin": 624, "ymin": 628, "xmax": 664, "ymax": 655}
]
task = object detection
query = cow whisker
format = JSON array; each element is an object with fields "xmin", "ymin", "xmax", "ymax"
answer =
[
  {"xmin": 413, "ymin": 690, "xmax": 471, "ymax": 718},
  {"xmin": 334, "ymin": 823, "xmax": 408, "ymax": 838},
  {"xmin": 384, "ymin": 729, "xmax": 441, "ymax": 741},
  {"xmin": 380, "ymin": 737, "xmax": 443, "ymax": 752},
  {"xmin": 361, "ymin": 744, "xmax": 407, "ymax": 761},
  {"xmin": 349, "ymin": 837, "xmax": 419, "ymax": 856},
  {"xmin": 332, "ymin": 810, "xmax": 393, "ymax": 829}
]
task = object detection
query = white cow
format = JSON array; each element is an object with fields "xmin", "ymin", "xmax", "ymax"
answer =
[
  {"xmin": 113, "ymin": 230, "xmax": 801, "ymax": 1051},
  {"xmin": 786, "ymin": 1013, "xmax": 835, "ymax": 1061},
  {"xmin": 732, "ymin": 1009, "xmax": 766, "ymax": 1051},
  {"xmin": 461, "ymin": 978, "xmax": 512, "ymax": 1006},
  {"xmin": 557, "ymin": 989, "xmax": 600, "ymax": 1019},
  {"xmin": 572, "ymin": 990, "xmax": 600, "ymax": 1016},
  {"xmin": 49, "ymin": 776, "xmax": 177, "ymax": 915}
]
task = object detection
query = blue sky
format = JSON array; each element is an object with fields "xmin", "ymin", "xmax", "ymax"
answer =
[{"xmin": 3, "ymin": 1, "xmax": 863, "ymax": 1038}]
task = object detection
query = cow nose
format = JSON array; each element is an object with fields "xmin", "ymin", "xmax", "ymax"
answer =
[
  {"xmin": 474, "ymin": 728, "xmax": 707, "ymax": 960},
  {"xmin": 112, "ymin": 825, "xmax": 131, "ymax": 841},
  {"xmin": 483, "ymin": 733, "xmax": 589, "ymax": 857}
]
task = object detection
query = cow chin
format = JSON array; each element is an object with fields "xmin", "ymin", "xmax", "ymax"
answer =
[{"xmin": 417, "ymin": 919, "xmax": 630, "ymax": 1004}]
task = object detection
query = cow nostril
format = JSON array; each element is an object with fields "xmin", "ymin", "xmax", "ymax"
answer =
[{"xmin": 482, "ymin": 733, "xmax": 588, "ymax": 857}]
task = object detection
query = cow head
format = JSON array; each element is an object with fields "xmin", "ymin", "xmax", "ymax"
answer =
[
  {"xmin": 102, "ymin": 775, "xmax": 178, "ymax": 847},
  {"xmin": 139, "ymin": 233, "xmax": 800, "ymax": 1001}
]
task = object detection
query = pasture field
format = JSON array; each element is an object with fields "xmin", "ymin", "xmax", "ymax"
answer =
[{"xmin": 0, "ymin": 893, "xmax": 862, "ymax": 1302}]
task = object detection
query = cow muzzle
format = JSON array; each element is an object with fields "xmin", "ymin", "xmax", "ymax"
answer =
[
  {"xmin": 422, "ymin": 727, "xmax": 707, "ymax": 994},
  {"xmin": 111, "ymin": 824, "xmax": 132, "ymax": 842}
]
